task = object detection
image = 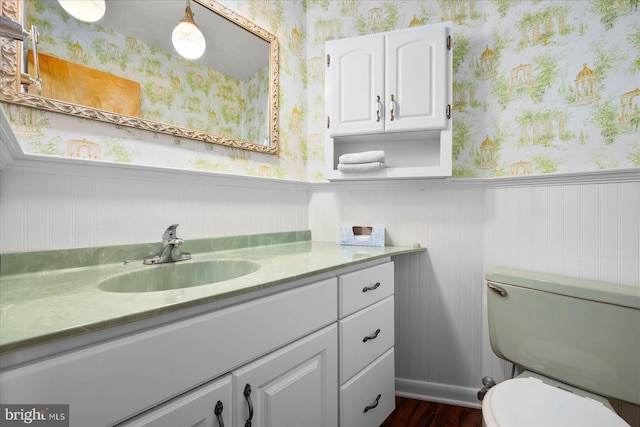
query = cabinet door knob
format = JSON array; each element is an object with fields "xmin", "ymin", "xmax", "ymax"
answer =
[
  {"xmin": 214, "ymin": 400, "xmax": 225, "ymax": 427},
  {"xmin": 376, "ymin": 96, "xmax": 382, "ymax": 122},
  {"xmin": 363, "ymin": 394, "xmax": 382, "ymax": 413},
  {"xmin": 389, "ymin": 94, "xmax": 396, "ymax": 121},
  {"xmin": 362, "ymin": 282, "xmax": 380, "ymax": 293},
  {"xmin": 244, "ymin": 384, "xmax": 254, "ymax": 427},
  {"xmin": 362, "ymin": 328, "xmax": 381, "ymax": 342}
]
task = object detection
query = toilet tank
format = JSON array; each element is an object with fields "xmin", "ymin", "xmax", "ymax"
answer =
[{"xmin": 486, "ymin": 267, "xmax": 640, "ymax": 405}]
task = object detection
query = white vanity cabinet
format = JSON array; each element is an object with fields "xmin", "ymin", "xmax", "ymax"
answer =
[
  {"xmin": 0, "ymin": 259, "xmax": 400, "ymax": 427},
  {"xmin": 0, "ymin": 278, "xmax": 338, "ymax": 427},
  {"xmin": 324, "ymin": 23, "xmax": 452, "ymax": 180},
  {"xmin": 337, "ymin": 262, "xmax": 396, "ymax": 427}
]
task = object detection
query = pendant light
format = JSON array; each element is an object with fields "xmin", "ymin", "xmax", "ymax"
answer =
[
  {"xmin": 58, "ymin": 0, "xmax": 106, "ymax": 23},
  {"xmin": 172, "ymin": 0, "xmax": 206, "ymax": 60}
]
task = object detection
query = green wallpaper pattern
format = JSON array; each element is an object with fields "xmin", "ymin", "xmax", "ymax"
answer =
[
  {"xmin": 305, "ymin": 0, "xmax": 640, "ymax": 179},
  {"xmin": 3, "ymin": 0, "xmax": 639, "ymax": 180}
]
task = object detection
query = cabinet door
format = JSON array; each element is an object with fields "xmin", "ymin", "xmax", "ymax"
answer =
[
  {"xmin": 385, "ymin": 26, "xmax": 448, "ymax": 132},
  {"xmin": 327, "ymin": 35, "xmax": 385, "ymax": 136},
  {"xmin": 232, "ymin": 324, "xmax": 338, "ymax": 427},
  {"xmin": 120, "ymin": 375, "xmax": 232, "ymax": 427}
]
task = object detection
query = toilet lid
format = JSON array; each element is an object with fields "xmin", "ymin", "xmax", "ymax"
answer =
[{"xmin": 484, "ymin": 377, "xmax": 629, "ymax": 427}]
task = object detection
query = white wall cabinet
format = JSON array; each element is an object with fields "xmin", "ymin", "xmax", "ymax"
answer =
[
  {"xmin": 324, "ymin": 23, "xmax": 452, "ymax": 180},
  {"xmin": 0, "ymin": 260, "xmax": 397, "ymax": 427},
  {"xmin": 327, "ymin": 26, "xmax": 447, "ymax": 136}
]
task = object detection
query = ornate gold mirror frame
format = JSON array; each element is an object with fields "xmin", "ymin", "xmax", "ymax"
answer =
[{"xmin": 0, "ymin": 0, "xmax": 279, "ymax": 155}]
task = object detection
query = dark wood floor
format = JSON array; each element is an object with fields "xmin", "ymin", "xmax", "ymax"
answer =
[{"xmin": 381, "ymin": 396, "xmax": 483, "ymax": 427}]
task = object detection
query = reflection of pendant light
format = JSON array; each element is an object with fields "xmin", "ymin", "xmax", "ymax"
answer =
[
  {"xmin": 172, "ymin": 0, "xmax": 206, "ymax": 60},
  {"xmin": 58, "ymin": 0, "xmax": 106, "ymax": 23}
]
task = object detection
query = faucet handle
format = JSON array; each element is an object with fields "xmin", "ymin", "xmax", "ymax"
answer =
[{"xmin": 162, "ymin": 224, "xmax": 180, "ymax": 246}]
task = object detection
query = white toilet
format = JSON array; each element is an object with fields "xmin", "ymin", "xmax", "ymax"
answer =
[{"xmin": 483, "ymin": 267, "xmax": 640, "ymax": 427}]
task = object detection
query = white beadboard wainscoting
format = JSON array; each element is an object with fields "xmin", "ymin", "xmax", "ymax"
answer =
[
  {"xmin": 481, "ymin": 176, "xmax": 640, "ymax": 425},
  {"xmin": 310, "ymin": 181, "xmax": 487, "ymax": 407},
  {"xmin": 309, "ymin": 172, "xmax": 640, "ymax": 425},
  {"xmin": 0, "ymin": 159, "xmax": 310, "ymax": 253}
]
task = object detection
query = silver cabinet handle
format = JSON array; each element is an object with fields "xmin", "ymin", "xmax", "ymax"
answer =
[
  {"xmin": 487, "ymin": 282, "xmax": 508, "ymax": 297},
  {"xmin": 375, "ymin": 96, "xmax": 382, "ymax": 122},
  {"xmin": 389, "ymin": 94, "xmax": 396, "ymax": 121}
]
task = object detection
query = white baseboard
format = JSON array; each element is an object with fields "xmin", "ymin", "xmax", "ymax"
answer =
[{"xmin": 395, "ymin": 378, "xmax": 482, "ymax": 409}]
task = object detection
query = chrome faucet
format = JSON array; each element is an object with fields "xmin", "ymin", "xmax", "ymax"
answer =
[{"xmin": 143, "ymin": 224, "xmax": 192, "ymax": 265}]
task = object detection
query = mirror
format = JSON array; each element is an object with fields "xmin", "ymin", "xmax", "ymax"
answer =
[{"xmin": 0, "ymin": 0, "xmax": 279, "ymax": 154}]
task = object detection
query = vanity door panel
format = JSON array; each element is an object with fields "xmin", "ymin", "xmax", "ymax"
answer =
[{"xmin": 232, "ymin": 324, "xmax": 338, "ymax": 427}]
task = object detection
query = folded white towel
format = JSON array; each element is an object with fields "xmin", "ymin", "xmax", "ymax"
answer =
[
  {"xmin": 338, "ymin": 151, "xmax": 385, "ymax": 164},
  {"xmin": 337, "ymin": 161, "xmax": 385, "ymax": 172}
]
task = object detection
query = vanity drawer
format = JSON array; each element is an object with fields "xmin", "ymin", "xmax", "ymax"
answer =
[
  {"xmin": 340, "ymin": 348, "xmax": 395, "ymax": 427},
  {"xmin": 339, "ymin": 296, "xmax": 394, "ymax": 384},
  {"xmin": 339, "ymin": 262, "xmax": 394, "ymax": 318}
]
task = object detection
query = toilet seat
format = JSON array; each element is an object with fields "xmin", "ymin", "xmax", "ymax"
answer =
[{"xmin": 482, "ymin": 377, "xmax": 629, "ymax": 427}]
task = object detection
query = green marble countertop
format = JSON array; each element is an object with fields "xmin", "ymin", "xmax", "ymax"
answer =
[{"xmin": 0, "ymin": 231, "xmax": 423, "ymax": 354}]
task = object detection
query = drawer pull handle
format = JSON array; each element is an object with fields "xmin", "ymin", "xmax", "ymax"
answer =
[
  {"xmin": 363, "ymin": 329, "xmax": 381, "ymax": 342},
  {"xmin": 214, "ymin": 400, "xmax": 225, "ymax": 427},
  {"xmin": 244, "ymin": 384, "xmax": 254, "ymax": 427},
  {"xmin": 362, "ymin": 282, "xmax": 380, "ymax": 293},
  {"xmin": 364, "ymin": 394, "xmax": 382, "ymax": 413}
]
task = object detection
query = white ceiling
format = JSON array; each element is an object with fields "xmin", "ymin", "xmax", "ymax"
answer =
[{"xmin": 52, "ymin": 0, "xmax": 270, "ymax": 81}]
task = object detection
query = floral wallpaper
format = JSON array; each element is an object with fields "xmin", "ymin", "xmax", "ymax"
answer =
[
  {"xmin": 306, "ymin": 0, "xmax": 640, "ymax": 179},
  {"xmin": 3, "ymin": 0, "xmax": 639, "ymax": 180},
  {"xmin": 243, "ymin": 65, "xmax": 271, "ymax": 145}
]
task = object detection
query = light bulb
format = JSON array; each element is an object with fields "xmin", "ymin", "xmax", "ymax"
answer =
[
  {"xmin": 58, "ymin": 0, "xmax": 106, "ymax": 23},
  {"xmin": 172, "ymin": 21, "xmax": 206, "ymax": 60}
]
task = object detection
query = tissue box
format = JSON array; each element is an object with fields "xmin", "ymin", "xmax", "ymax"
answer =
[{"xmin": 340, "ymin": 226, "xmax": 385, "ymax": 247}]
